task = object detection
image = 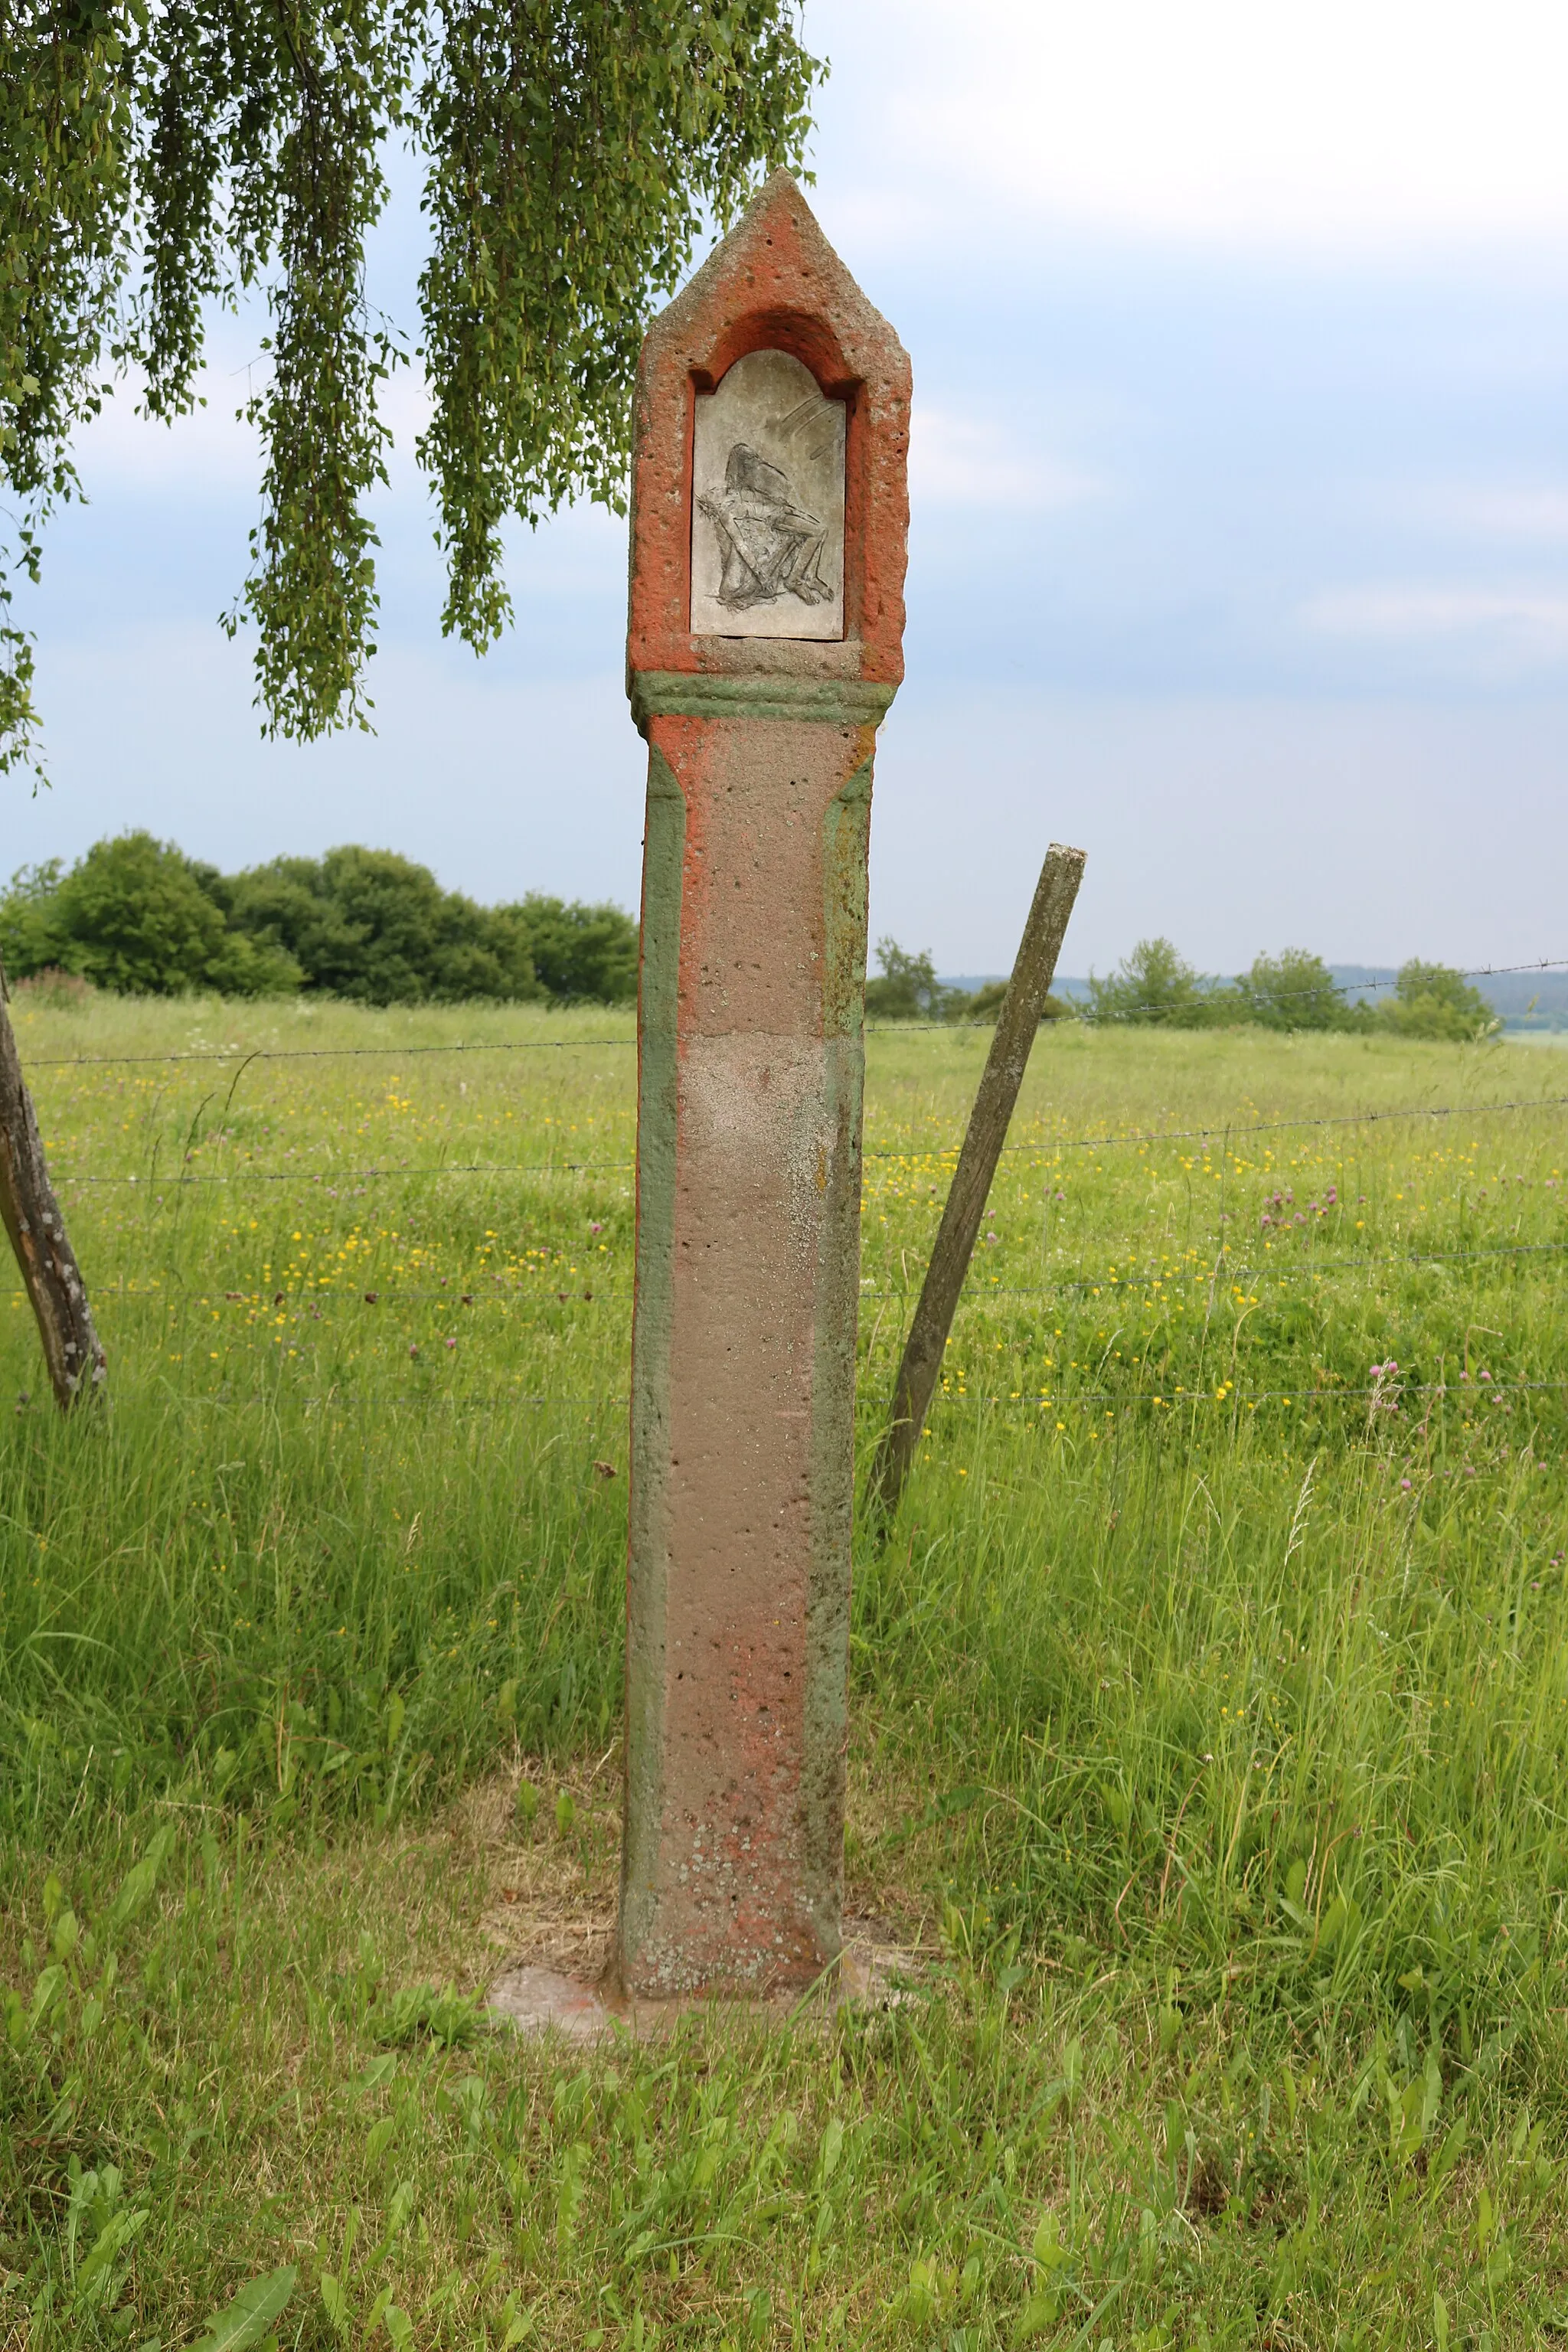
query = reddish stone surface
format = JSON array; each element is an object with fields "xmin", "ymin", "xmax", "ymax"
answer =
[
  {"xmin": 619, "ymin": 175, "xmax": 909, "ymax": 1999},
  {"xmin": 626, "ymin": 171, "xmax": 911, "ymax": 691}
]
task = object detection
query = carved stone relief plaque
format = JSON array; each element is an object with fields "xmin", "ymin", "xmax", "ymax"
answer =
[{"xmin": 690, "ymin": 349, "xmax": 846, "ymax": 640}]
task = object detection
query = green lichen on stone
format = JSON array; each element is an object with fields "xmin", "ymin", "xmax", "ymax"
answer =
[
  {"xmin": 629, "ymin": 671, "xmax": 897, "ymax": 733},
  {"xmin": 800, "ymin": 755, "xmax": 874, "ymax": 1954},
  {"xmin": 619, "ymin": 743, "xmax": 685, "ymax": 1968}
]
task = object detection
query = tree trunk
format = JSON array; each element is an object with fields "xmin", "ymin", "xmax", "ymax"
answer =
[{"xmin": 0, "ymin": 977, "xmax": 106, "ymax": 1410}]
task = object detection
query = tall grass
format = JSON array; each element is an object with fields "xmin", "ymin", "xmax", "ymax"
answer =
[{"xmin": 3, "ymin": 998, "xmax": 1567, "ymax": 2344}]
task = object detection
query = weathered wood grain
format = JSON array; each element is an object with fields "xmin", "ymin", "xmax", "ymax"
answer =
[{"xmin": 0, "ymin": 979, "xmax": 106, "ymax": 1410}]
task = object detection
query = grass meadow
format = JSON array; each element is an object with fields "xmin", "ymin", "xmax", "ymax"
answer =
[{"xmin": 3, "ymin": 991, "xmax": 1568, "ymax": 2349}]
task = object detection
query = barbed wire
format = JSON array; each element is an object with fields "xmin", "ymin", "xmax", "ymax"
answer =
[
  {"xmin": 100, "ymin": 1375, "xmax": 1565, "ymax": 1419},
  {"xmin": 17, "ymin": 1014, "xmax": 1035, "ymax": 1070},
  {"xmin": 145, "ymin": 1391, "xmax": 630, "ymax": 1413},
  {"xmin": 861, "ymin": 1236, "xmax": 1568, "ymax": 1303},
  {"xmin": 24, "ymin": 1034, "xmax": 639, "ymax": 1070},
  {"xmin": 974, "ymin": 1090, "xmax": 1568, "ymax": 1159},
  {"xmin": 4, "ymin": 1282, "xmax": 621, "ymax": 1308},
  {"xmin": 933, "ymin": 1375, "xmax": 1568, "ymax": 1410},
  {"xmin": 39, "ymin": 1082, "xmax": 1568, "ymax": 1191},
  {"xmin": 58, "ymin": 1157, "xmax": 636, "ymax": 1189},
  {"xmin": 9, "ymin": 1233, "xmax": 1560, "ymax": 1318}
]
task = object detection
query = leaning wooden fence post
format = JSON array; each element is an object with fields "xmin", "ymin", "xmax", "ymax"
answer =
[
  {"xmin": 868, "ymin": 844, "xmax": 1086, "ymax": 1522},
  {"xmin": 0, "ymin": 972, "xmax": 106, "ymax": 1410}
]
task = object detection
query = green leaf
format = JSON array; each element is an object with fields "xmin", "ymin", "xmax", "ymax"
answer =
[
  {"xmin": 496, "ymin": 2292, "xmax": 533, "ymax": 2347},
  {"xmin": 1428, "ymin": 2114, "xmax": 1468, "ymax": 2191},
  {"xmin": 106, "ymin": 1827, "xmax": 176, "ymax": 1930},
  {"xmin": 1014, "ymin": 2291, "xmax": 1061, "ymax": 2343},
  {"xmin": 28, "ymin": 1964, "xmax": 65, "ymax": 2029},
  {"xmin": 1031, "ymin": 2212, "xmax": 1072, "ymax": 2271},
  {"xmin": 364, "ymin": 1982, "xmax": 483, "ymax": 2049},
  {"xmin": 190, "ymin": 2267, "xmax": 297, "ymax": 2352}
]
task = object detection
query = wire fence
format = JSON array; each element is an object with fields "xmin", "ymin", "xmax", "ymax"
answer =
[
  {"xmin": 18, "ymin": 952, "xmax": 1568, "ymax": 1070},
  {"xmin": 917, "ymin": 1375, "xmax": 1568, "ymax": 1412},
  {"xmin": 13, "ymin": 1233, "xmax": 1563, "ymax": 1313},
  {"xmin": 59, "ymin": 1158, "xmax": 636, "ymax": 1188},
  {"xmin": 24, "ymin": 1035, "xmax": 639, "ymax": 1070},
  {"xmin": 36, "ymin": 1080, "xmax": 1568, "ymax": 1193},
  {"xmin": 8, "ymin": 996, "xmax": 1566, "ymax": 1449},
  {"xmin": 872, "ymin": 1236, "xmax": 1568, "ymax": 1300},
  {"xmin": 31, "ymin": 1082, "xmax": 1560, "ymax": 1204},
  {"xmin": 978, "ymin": 1089, "xmax": 1568, "ymax": 1158},
  {"xmin": 15, "ymin": 1066, "xmax": 1565, "ymax": 1325},
  {"xmin": 38, "ymin": 1374, "xmax": 1562, "ymax": 1426}
]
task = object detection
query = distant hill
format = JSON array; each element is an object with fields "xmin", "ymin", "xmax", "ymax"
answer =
[
  {"xmin": 1325, "ymin": 965, "xmax": 1568, "ymax": 1031},
  {"xmin": 1452, "ymin": 970, "xmax": 1568, "ymax": 1031},
  {"xmin": 942, "ymin": 973, "xmax": 1093, "ymax": 1001},
  {"xmin": 1324, "ymin": 964, "xmax": 1396, "ymax": 1004}
]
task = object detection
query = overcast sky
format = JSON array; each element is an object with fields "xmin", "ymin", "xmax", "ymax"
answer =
[{"xmin": 10, "ymin": 0, "xmax": 1568, "ymax": 975}]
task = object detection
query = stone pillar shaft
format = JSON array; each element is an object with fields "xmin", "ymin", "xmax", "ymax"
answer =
[
  {"xmin": 618, "ymin": 175, "xmax": 909, "ymax": 1999},
  {"xmin": 622, "ymin": 688, "xmax": 889, "ymax": 1993}
]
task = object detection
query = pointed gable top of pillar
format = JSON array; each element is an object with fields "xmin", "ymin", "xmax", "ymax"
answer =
[{"xmin": 628, "ymin": 172, "xmax": 910, "ymax": 690}]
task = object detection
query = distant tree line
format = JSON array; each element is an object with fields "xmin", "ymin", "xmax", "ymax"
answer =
[
  {"xmin": 0, "ymin": 833, "xmax": 639, "ymax": 1006},
  {"xmin": 0, "ymin": 855, "xmax": 1501, "ymax": 1040},
  {"xmin": 1087, "ymin": 940, "xmax": 1498, "ymax": 1042},
  {"xmin": 867, "ymin": 935, "xmax": 1498, "ymax": 1043}
]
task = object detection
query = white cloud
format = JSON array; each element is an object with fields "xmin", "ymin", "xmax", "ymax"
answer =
[
  {"xmin": 1303, "ymin": 585, "xmax": 1568, "ymax": 662},
  {"xmin": 908, "ymin": 406, "xmax": 1102, "ymax": 510},
  {"xmin": 817, "ymin": 0, "xmax": 1568, "ymax": 256}
]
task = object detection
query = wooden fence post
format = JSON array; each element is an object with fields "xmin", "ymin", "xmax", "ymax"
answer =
[
  {"xmin": 868, "ymin": 842, "xmax": 1085, "ymax": 1522},
  {"xmin": 0, "ymin": 974, "xmax": 106, "ymax": 1410}
]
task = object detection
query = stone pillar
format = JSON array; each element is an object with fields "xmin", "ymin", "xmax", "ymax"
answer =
[{"xmin": 618, "ymin": 174, "xmax": 910, "ymax": 1998}]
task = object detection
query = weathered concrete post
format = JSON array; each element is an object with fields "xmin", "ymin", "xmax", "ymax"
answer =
[{"xmin": 618, "ymin": 174, "xmax": 910, "ymax": 1998}]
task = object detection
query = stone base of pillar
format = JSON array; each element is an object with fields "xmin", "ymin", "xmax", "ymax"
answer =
[{"xmin": 489, "ymin": 1920, "xmax": 923, "ymax": 2046}]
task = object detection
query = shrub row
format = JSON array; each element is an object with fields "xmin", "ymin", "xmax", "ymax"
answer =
[
  {"xmin": 864, "ymin": 936, "xmax": 1497, "ymax": 1042},
  {"xmin": 1087, "ymin": 939, "xmax": 1498, "ymax": 1040},
  {"xmin": 0, "ymin": 833, "xmax": 639, "ymax": 1005}
]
